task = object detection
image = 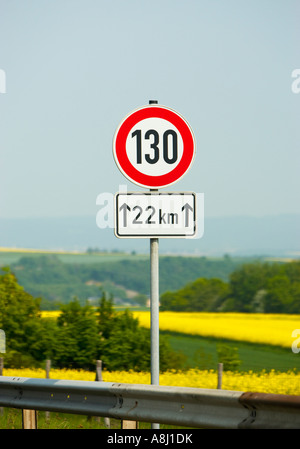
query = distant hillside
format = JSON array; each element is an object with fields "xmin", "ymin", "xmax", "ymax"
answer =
[
  {"xmin": 0, "ymin": 214, "xmax": 299, "ymax": 257},
  {"xmin": 7, "ymin": 253, "xmax": 249, "ymax": 309}
]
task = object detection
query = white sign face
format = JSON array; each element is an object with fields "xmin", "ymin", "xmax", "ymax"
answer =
[
  {"xmin": 113, "ymin": 105, "xmax": 196, "ymax": 189},
  {"xmin": 115, "ymin": 192, "xmax": 196, "ymax": 238},
  {"xmin": 126, "ymin": 118, "xmax": 184, "ymax": 177}
]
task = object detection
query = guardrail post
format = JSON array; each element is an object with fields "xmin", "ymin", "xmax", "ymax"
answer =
[
  {"xmin": 95, "ymin": 359, "xmax": 103, "ymax": 381},
  {"xmin": 121, "ymin": 420, "xmax": 139, "ymax": 429},
  {"xmin": 217, "ymin": 363, "xmax": 223, "ymax": 389},
  {"xmin": 22, "ymin": 409, "xmax": 37, "ymax": 429},
  {"xmin": 95, "ymin": 360, "xmax": 111, "ymax": 428},
  {"xmin": 45, "ymin": 359, "xmax": 51, "ymax": 378}
]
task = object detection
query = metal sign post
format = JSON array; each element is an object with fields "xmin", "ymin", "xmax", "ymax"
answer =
[
  {"xmin": 150, "ymin": 236, "xmax": 159, "ymax": 379},
  {"xmin": 113, "ymin": 99, "xmax": 196, "ymax": 430},
  {"xmin": 150, "ymin": 236, "xmax": 159, "ymax": 430}
]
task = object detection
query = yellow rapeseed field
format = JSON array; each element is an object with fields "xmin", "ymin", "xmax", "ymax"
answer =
[
  {"xmin": 132, "ymin": 311, "xmax": 300, "ymax": 348},
  {"xmin": 2, "ymin": 367, "xmax": 300, "ymax": 395}
]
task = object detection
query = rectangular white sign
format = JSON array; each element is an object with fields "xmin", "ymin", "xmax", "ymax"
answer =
[{"xmin": 115, "ymin": 192, "xmax": 196, "ymax": 238}]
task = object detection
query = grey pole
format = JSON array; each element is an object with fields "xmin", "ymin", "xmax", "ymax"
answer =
[
  {"xmin": 150, "ymin": 235, "xmax": 160, "ymax": 431},
  {"xmin": 150, "ymin": 236, "xmax": 159, "ymax": 384},
  {"xmin": 149, "ymin": 100, "xmax": 160, "ymax": 430}
]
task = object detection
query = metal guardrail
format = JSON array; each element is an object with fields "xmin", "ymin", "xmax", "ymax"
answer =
[{"xmin": 0, "ymin": 376, "xmax": 300, "ymax": 429}]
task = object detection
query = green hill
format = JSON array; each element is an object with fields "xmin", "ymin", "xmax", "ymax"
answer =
[{"xmin": 4, "ymin": 252, "xmax": 249, "ymax": 309}]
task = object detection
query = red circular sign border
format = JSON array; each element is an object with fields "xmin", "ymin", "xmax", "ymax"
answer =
[{"xmin": 113, "ymin": 105, "xmax": 195, "ymax": 188}]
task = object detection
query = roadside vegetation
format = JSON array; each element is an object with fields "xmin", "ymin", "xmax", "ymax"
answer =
[{"xmin": 1, "ymin": 253, "xmax": 299, "ymax": 379}]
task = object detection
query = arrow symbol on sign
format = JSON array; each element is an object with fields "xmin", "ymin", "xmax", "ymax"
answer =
[
  {"xmin": 181, "ymin": 203, "xmax": 193, "ymax": 227},
  {"xmin": 119, "ymin": 203, "xmax": 131, "ymax": 227}
]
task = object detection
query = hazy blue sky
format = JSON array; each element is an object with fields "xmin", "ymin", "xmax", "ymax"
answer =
[{"xmin": 0, "ymin": 0, "xmax": 299, "ymax": 219}]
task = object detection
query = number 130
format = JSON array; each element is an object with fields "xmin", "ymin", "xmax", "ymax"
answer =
[{"xmin": 131, "ymin": 129, "xmax": 178, "ymax": 165}]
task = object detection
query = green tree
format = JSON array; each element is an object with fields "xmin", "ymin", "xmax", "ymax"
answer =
[
  {"xmin": 160, "ymin": 278, "xmax": 229, "ymax": 312},
  {"xmin": 97, "ymin": 291, "xmax": 114, "ymax": 339},
  {"xmin": 228, "ymin": 261, "xmax": 300, "ymax": 313},
  {"xmin": 98, "ymin": 309, "xmax": 151, "ymax": 371},
  {"xmin": 228, "ymin": 262, "xmax": 282, "ymax": 312},
  {"xmin": 264, "ymin": 275, "xmax": 300, "ymax": 313},
  {"xmin": 217, "ymin": 344, "xmax": 241, "ymax": 371},
  {"xmin": 50, "ymin": 293, "xmax": 185, "ymax": 372},
  {"xmin": 0, "ymin": 267, "xmax": 49, "ymax": 367},
  {"xmin": 53, "ymin": 298, "xmax": 99, "ymax": 370},
  {"xmin": 96, "ymin": 293, "xmax": 185, "ymax": 371}
]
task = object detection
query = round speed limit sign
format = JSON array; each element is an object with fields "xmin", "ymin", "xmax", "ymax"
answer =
[{"xmin": 113, "ymin": 104, "xmax": 196, "ymax": 189}]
